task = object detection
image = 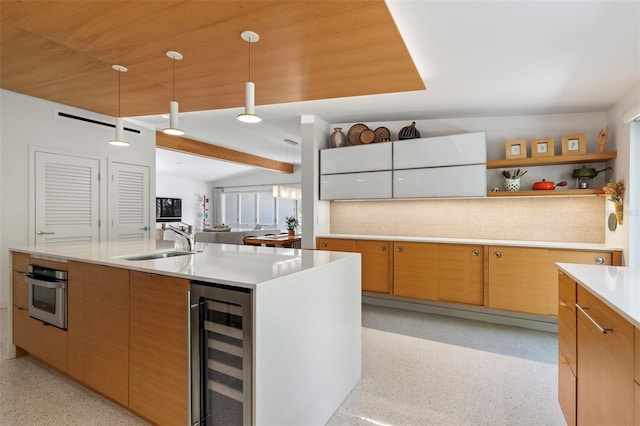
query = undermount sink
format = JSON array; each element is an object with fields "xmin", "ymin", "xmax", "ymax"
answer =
[{"xmin": 116, "ymin": 250, "xmax": 197, "ymax": 261}]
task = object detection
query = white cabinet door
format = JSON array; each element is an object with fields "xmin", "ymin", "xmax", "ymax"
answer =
[
  {"xmin": 393, "ymin": 165, "xmax": 487, "ymax": 198},
  {"xmin": 393, "ymin": 132, "xmax": 486, "ymax": 169},
  {"xmin": 109, "ymin": 162, "xmax": 150, "ymax": 244},
  {"xmin": 34, "ymin": 151, "xmax": 100, "ymax": 247},
  {"xmin": 320, "ymin": 143, "xmax": 392, "ymax": 174},
  {"xmin": 320, "ymin": 171, "xmax": 392, "ymax": 200}
]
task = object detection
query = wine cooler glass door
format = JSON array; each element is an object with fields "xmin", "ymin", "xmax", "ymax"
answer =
[{"xmin": 191, "ymin": 282, "xmax": 252, "ymax": 426}]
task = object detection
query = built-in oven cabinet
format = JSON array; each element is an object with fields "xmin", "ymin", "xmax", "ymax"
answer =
[
  {"xmin": 67, "ymin": 261, "xmax": 130, "ymax": 406},
  {"xmin": 12, "ymin": 252, "xmax": 68, "ymax": 370},
  {"xmin": 129, "ymin": 271, "xmax": 190, "ymax": 426}
]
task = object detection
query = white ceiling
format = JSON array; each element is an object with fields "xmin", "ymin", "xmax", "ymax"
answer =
[{"xmin": 135, "ymin": 0, "xmax": 640, "ymax": 182}]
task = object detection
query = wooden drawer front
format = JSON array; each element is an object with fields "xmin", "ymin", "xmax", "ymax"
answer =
[
  {"xmin": 437, "ymin": 244, "xmax": 484, "ymax": 306},
  {"xmin": 393, "ymin": 242, "xmax": 438, "ymax": 301},
  {"xmin": 558, "ymin": 361, "xmax": 577, "ymax": 426},
  {"xmin": 558, "ymin": 273, "xmax": 577, "ymax": 375},
  {"xmin": 577, "ymin": 285, "xmax": 634, "ymax": 425},
  {"xmin": 12, "ymin": 306, "xmax": 31, "ymax": 351},
  {"xmin": 12, "ymin": 252, "xmax": 30, "ymax": 273},
  {"xmin": 12, "ymin": 270, "xmax": 28, "ymax": 309},
  {"xmin": 316, "ymin": 238, "xmax": 355, "ymax": 252},
  {"xmin": 636, "ymin": 382, "xmax": 640, "ymax": 426},
  {"xmin": 29, "ymin": 317, "xmax": 67, "ymax": 372},
  {"xmin": 355, "ymin": 240, "xmax": 391, "ymax": 294},
  {"xmin": 28, "ymin": 256, "xmax": 68, "ymax": 271}
]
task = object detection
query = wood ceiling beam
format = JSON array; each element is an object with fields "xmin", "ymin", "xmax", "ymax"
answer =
[{"xmin": 156, "ymin": 131, "xmax": 294, "ymax": 174}]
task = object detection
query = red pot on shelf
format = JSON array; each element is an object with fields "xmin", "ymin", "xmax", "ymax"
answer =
[{"xmin": 532, "ymin": 179, "xmax": 567, "ymax": 190}]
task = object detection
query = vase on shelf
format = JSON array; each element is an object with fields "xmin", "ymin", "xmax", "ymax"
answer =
[
  {"xmin": 288, "ymin": 229, "xmax": 295, "ymax": 237},
  {"xmin": 504, "ymin": 178, "xmax": 520, "ymax": 192},
  {"xmin": 330, "ymin": 128, "xmax": 347, "ymax": 148}
]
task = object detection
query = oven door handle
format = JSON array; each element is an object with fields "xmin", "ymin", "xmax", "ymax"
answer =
[{"xmin": 25, "ymin": 276, "xmax": 67, "ymax": 290}]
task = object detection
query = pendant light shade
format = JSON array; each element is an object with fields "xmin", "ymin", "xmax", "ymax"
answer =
[
  {"xmin": 237, "ymin": 31, "xmax": 262, "ymax": 124},
  {"xmin": 163, "ymin": 50, "xmax": 185, "ymax": 136},
  {"xmin": 109, "ymin": 64, "xmax": 129, "ymax": 146}
]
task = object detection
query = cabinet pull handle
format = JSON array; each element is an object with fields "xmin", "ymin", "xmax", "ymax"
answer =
[
  {"xmin": 493, "ymin": 251, "xmax": 501, "ymax": 258},
  {"xmin": 558, "ymin": 300, "xmax": 568, "ymax": 308},
  {"xmin": 37, "ymin": 231, "xmax": 55, "ymax": 235},
  {"xmin": 397, "ymin": 246, "xmax": 404, "ymax": 253},
  {"xmin": 321, "ymin": 242, "xmax": 327, "ymax": 248},
  {"xmin": 595, "ymin": 257, "xmax": 605, "ymax": 265},
  {"xmin": 471, "ymin": 250, "xmax": 479, "ymax": 256},
  {"xmin": 380, "ymin": 246, "xmax": 386, "ymax": 251},
  {"xmin": 576, "ymin": 304, "xmax": 612, "ymax": 334}
]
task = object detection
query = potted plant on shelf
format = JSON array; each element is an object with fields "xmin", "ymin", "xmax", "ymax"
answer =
[{"xmin": 285, "ymin": 216, "xmax": 298, "ymax": 237}]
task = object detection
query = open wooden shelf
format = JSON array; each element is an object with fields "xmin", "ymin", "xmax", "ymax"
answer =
[
  {"xmin": 487, "ymin": 152, "xmax": 617, "ymax": 169},
  {"xmin": 487, "ymin": 189, "xmax": 605, "ymax": 197}
]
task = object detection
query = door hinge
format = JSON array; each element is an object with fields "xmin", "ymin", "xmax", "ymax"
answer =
[
  {"xmin": 98, "ymin": 219, "xmax": 101, "ymax": 227},
  {"xmin": 98, "ymin": 172, "xmax": 101, "ymax": 181}
]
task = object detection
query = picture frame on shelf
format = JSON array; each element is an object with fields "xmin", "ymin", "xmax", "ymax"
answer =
[
  {"xmin": 505, "ymin": 139, "xmax": 527, "ymax": 160},
  {"xmin": 561, "ymin": 133, "xmax": 587, "ymax": 155},
  {"xmin": 531, "ymin": 137, "xmax": 555, "ymax": 158}
]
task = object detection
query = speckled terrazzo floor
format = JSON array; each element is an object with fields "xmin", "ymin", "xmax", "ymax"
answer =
[{"xmin": 1, "ymin": 305, "xmax": 564, "ymax": 425}]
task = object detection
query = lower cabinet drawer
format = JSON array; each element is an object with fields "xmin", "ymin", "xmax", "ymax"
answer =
[
  {"xmin": 28, "ymin": 317, "xmax": 68, "ymax": 372},
  {"xmin": 559, "ymin": 361, "xmax": 576, "ymax": 426}
]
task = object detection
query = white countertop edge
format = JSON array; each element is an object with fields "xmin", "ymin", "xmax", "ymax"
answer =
[
  {"xmin": 318, "ymin": 234, "xmax": 622, "ymax": 251},
  {"xmin": 10, "ymin": 243, "xmax": 361, "ymax": 290},
  {"xmin": 557, "ymin": 263, "xmax": 640, "ymax": 329}
]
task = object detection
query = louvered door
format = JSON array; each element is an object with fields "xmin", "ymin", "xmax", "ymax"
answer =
[
  {"xmin": 109, "ymin": 162, "xmax": 150, "ymax": 243},
  {"xmin": 34, "ymin": 152, "xmax": 100, "ymax": 247}
]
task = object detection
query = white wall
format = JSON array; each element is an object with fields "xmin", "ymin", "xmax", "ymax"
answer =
[
  {"xmin": 0, "ymin": 89, "xmax": 156, "ymax": 309},
  {"xmin": 156, "ymin": 173, "xmax": 210, "ymax": 230},
  {"xmin": 606, "ymin": 83, "xmax": 640, "ymax": 266}
]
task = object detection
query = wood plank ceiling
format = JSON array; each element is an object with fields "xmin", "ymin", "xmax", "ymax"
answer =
[{"xmin": 0, "ymin": 1, "xmax": 425, "ymax": 118}]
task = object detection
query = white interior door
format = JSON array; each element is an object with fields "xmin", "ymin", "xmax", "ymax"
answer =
[
  {"xmin": 109, "ymin": 162, "xmax": 150, "ymax": 243},
  {"xmin": 35, "ymin": 151, "xmax": 100, "ymax": 247}
]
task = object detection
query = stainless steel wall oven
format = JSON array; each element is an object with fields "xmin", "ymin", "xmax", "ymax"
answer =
[
  {"xmin": 25, "ymin": 264, "xmax": 68, "ymax": 329},
  {"xmin": 190, "ymin": 281, "xmax": 253, "ymax": 426}
]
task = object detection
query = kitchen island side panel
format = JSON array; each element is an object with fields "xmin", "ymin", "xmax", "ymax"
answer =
[{"xmin": 254, "ymin": 255, "xmax": 362, "ymax": 426}]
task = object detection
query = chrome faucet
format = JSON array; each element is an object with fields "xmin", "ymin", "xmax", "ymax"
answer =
[{"xmin": 167, "ymin": 223, "xmax": 194, "ymax": 252}]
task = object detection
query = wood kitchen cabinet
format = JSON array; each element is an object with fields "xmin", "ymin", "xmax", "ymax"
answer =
[
  {"xmin": 576, "ymin": 285, "xmax": 634, "ymax": 424},
  {"xmin": 67, "ymin": 261, "xmax": 130, "ymax": 406},
  {"xmin": 393, "ymin": 242, "xmax": 438, "ymax": 300},
  {"xmin": 129, "ymin": 271, "xmax": 190, "ymax": 425},
  {"xmin": 355, "ymin": 239, "xmax": 392, "ymax": 294},
  {"xmin": 437, "ymin": 244, "xmax": 484, "ymax": 306},
  {"xmin": 557, "ymin": 272, "xmax": 577, "ymax": 426},
  {"xmin": 635, "ymin": 327, "xmax": 640, "ymax": 424},
  {"xmin": 12, "ymin": 253, "xmax": 30, "ymax": 353},
  {"xmin": 488, "ymin": 247, "xmax": 616, "ymax": 316},
  {"xmin": 316, "ymin": 237, "xmax": 392, "ymax": 294}
]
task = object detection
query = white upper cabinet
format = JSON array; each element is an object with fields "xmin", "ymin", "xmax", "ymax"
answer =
[
  {"xmin": 320, "ymin": 143, "xmax": 392, "ymax": 175},
  {"xmin": 320, "ymin": 171, "xmax": 392, "ymax": 200},
  {"xmin": 393, "ymin": 132, "xmax": 487, "ymax": 169},
  {"xmin": 393, "ymin": 165, "xmax": 487, "ymax": 198}
]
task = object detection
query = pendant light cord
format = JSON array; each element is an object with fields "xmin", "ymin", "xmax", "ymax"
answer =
[
  {"xmin": 172, "ymin": 58, "xmax": 176, "ymax": 101},
  {"xmin": 117, "ymin": 69, "xmax": 121, "ymax": 118},
  {"xmin": 248, "ymin": 34, "xmax": 252, "ymax": 82}
]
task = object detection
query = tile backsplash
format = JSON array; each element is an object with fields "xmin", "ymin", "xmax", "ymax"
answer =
[{"xmin": 330, "ymin": 197, "xmax": 605, "ymax": 243}]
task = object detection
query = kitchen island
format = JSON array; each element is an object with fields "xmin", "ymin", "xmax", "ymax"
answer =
[
  {"xmin": 10, "ymin": 240, "xmax": 362, "ymax": 425},
  {"xmin": 556, "ymin": 263, "xmax": 639, "ymax": 425}
]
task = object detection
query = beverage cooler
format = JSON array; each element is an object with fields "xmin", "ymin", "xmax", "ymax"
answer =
[{"xmin": 190, "ymin": 281, "xmax": 253, "ymax": 426}]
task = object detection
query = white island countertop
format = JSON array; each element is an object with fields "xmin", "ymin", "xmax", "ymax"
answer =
[
  {"xmin": 318, "ymin": 234, "xmax": 623, "ymax": 251},
  {"xmin": 557, "ymin": 263, "xmax": 640, "ymax": 328},
  {"xmin": 11, "ymin": 240, "xmax": 359, "ymax": 290}
]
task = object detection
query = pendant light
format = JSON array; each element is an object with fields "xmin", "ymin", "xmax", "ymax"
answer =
[
  {"xmin": 109, "ymin": 64, "xmax": 129, "ymax": 146},
  {"xmin": 237, "ymin": 31, "xmax": 262, "ymax": 123},
  {"xmin": 163, "ymin": 50, "xmax": 185, "ymax": 136}
]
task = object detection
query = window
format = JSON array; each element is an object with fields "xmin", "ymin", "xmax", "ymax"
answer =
[{"xmin": 220, "ymin": 188, "xmax": 300, "ymax": 229}]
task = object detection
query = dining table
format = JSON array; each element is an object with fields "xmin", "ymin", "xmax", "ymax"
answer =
[{"xmin": 243, "ymin": 234, "xmax": 301, "ymax": 248}]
